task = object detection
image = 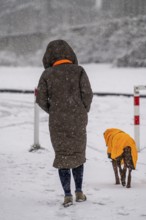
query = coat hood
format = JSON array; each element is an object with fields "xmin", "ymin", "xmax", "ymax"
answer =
[{"xmin": 42, "ymin": 39, "xmax": 78, "ymax": 69}]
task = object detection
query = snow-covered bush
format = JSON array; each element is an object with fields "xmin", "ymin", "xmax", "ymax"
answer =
[
  {"xmin": 1, "ymin": 15, "xmax": 146, "ymax": 67},
  {"xmin": 50, "ymin": 15, "xmax": 146, "ymax": 67},
  {"xmin": 115, "ymin": 40, "xmax": 146, "ymax": 67}
]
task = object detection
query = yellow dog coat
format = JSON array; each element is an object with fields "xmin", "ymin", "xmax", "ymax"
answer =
[{"xmin": 103, "ymin": 128, "xmax": 138, "ymax": 169}]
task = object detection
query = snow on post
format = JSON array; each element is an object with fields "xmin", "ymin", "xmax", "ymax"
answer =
[
  {"xmin": 134, "ymin": 85, "xmax": 146, "ymax": 152},
  {"xmin": 29, "ymin": 88, "xmax": 41, "ymax": 152}
]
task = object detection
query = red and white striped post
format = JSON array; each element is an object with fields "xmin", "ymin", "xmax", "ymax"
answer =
[
  {"xmin": 29, "ymin": 88, "xmax": 41, "ymax": 152},
  {"xmin": 134, "ymin": 86, "xmax": 140, "ymax": 152},
  {"xmin": 134, "ymin": 85, "xmax": 146, "ymax": 152}
]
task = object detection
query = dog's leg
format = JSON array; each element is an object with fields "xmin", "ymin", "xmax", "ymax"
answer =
[
  {"xmin": 116, "ymin": 158, "xmax": 123, "ymax": 179},
  {"xmin": 126, "ymin": 168, "xmax": 132, "ymax": 188},
  {"xmin": 121, "ymin": 164, "xmax": 127, "ymax": 186},
  {"xmin": 112, "ymin": 160, "xmax": 120, "ymax": 184},
  {"xmin": 123, "ymin": 146, "xmax": 133, "ymax": 188}
]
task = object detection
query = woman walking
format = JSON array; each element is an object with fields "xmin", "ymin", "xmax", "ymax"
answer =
[{"xmin": 36, "ymin": 39, "xmax": 93, "ymax": 207}]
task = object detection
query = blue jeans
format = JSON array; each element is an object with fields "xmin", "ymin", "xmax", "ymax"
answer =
[{"xmin": 58, "ymin": 164, "xmax": 84, "ymax": 196}]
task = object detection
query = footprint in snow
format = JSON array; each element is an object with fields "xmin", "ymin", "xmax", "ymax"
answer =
[
  {"xmin": 117, "ymin": 207, "xmax": 130, "ymax": 216},
  {"xmin": 92, "ymin": 197, "xmax": 112, "ymax": 206},
  {"xmin": 39, "ymin": 166, "xmax": 45, "ymax": 169},
  {"xmin": 93, "ymin": 187, "xmax": 100, "ymax": 191},
  {"xmin": 93, "ymin": 201, "xmax": 106, "ymax": 206},
  {"xmin": 47, "ymin": 172, "xmax": 54, "ymax": 175},
  {"xmin": 118, "ymin": 212, "xmax": 129, "ymax": 216},
  {"xmin": 44, "ymin": 189, "xmax": 55, "ymax": 192}
]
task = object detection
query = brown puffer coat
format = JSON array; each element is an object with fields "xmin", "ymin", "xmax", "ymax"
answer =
[{"xmin": 36, "ymin": 40, "xmax": 93, "ymax": 169}]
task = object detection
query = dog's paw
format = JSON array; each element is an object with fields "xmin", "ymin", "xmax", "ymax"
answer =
[
  {"xmin": 115, "ymin": 181, "xmax": 120, "ymax": 185},
  {"xmin": 121, "ymin": 181, "xmax": 126, "ymax": 186},
  {"xmin": 126, "ymin": 184, "xmax": 131, "ymax": 188}
]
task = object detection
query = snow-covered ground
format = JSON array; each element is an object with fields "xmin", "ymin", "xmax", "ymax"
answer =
[
  {"xmin": 0, "ymin": 64, "xmax": 146, "ymax": 220},
  {"xmin": 0, "ymin": 64, "xmax": 146, "ymax": 94}
]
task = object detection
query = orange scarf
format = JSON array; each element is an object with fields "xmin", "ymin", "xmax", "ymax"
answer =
[{"xmin": 53, "ymin": 59, "xmax": 72, "ymax": 66}]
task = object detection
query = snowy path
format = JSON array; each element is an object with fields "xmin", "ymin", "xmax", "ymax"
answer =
[{"xmin": 0, "ymin": 93, "xmax": 146, "ymax": 220}]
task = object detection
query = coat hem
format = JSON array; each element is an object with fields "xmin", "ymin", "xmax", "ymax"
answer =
[{"xmin": 53, "ymin": 159, "xmax": 86, "ymax": 169}]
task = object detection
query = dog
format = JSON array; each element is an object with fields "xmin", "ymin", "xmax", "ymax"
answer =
[{"xmin": 103, "ymin": 128, "xmax": 138, "ymax": 188}]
